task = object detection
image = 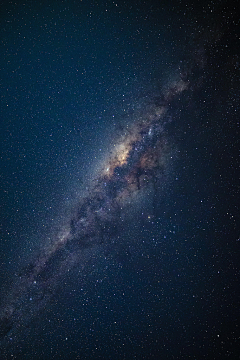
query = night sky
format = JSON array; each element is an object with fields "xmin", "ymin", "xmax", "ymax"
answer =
[{"xmin": 0, "ymin": 1, "xmax": 239, "ymax": 359}]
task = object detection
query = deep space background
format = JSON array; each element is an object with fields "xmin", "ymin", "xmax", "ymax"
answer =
[{"xmin": 0, "ymin": 0, "xmax": 240, "ymax": 359}]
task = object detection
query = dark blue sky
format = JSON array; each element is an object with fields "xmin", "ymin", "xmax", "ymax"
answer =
[{"xmin": 0, "ymin": 1, "xmax": 239, "ymax": 359}]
